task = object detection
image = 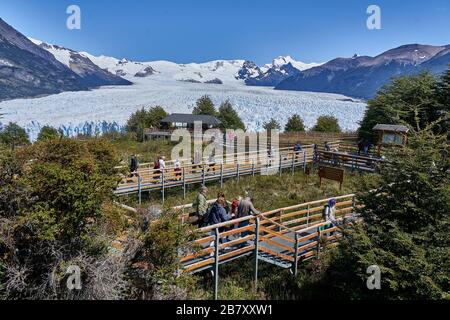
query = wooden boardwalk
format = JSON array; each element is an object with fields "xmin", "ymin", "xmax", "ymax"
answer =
[
  {"xmin": 176, "ymin": 194, "xmax": 358, "ymax": 299},
  {"xmin": 114, "ymin": 142, "xmax": 383, "ymax": 203},
  {"xmin": 115, "ymin": 145, "xmax": 318, "ymax": 201}
]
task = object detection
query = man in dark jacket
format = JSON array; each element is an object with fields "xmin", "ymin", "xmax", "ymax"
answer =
[
  {"xmin": 208, "ymin": 197, "xmax": 234, "ymax": 226},
  {"xmin": 130, "ymin": 154, "xmax": 139, "ymax": 177}
]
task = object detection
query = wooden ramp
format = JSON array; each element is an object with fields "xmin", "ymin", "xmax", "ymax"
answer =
[{"xmin": 178, "ymin": 194, "xmax": 357, "ymax": 299}]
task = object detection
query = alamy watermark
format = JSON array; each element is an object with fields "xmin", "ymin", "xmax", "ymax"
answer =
[
  {"xmin": 66, "ymin": 265, "xmax": 82, "ymax": 290},
  {"xmin": 67, "ymin": 5, "xmax": 81, "ymax": 30},
  {"xmin": 170, "ymin": 122, "xmax": 280, "ymax": 175},
  {"xmin": 366, "ymin": 265, "xmax": 381, "ymax": 290},
  {"xmin": 367, "ymin": 5, "xmax": 382, "ymax": 30}
]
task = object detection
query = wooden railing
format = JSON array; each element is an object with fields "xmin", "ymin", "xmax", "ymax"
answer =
[
  {"xmin": 115, "ymin": 145, "xmax": 319, "ymax": 201},
  {"xmin": 180, "ymin": 194, "xmax": 356, "ymax": 273},
  {"xmin": 178, "ymin": 193, "xmax": 357, "ymax": 299},
  {"xmin": 317, "ymin": 150, "xmax": 384, "ymax": 172}
]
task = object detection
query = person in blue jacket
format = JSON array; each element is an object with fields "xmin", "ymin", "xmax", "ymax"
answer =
[{"xmin": 208, "ymin": 197, "xmax": 234, "ymax": 226}]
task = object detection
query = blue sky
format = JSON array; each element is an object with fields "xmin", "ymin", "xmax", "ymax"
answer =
[{"xmin": 1, "ymin": 0, "xmax": 449, "ymax": 64}]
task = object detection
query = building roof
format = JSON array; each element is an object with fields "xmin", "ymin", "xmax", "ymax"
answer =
[
  {"xmin": 373, "ymin": 124, "xmax": 409, "ymax": 133},
  {"xmin": 161, "ymin": 113, "xmax": 222, "ymax": 126}
]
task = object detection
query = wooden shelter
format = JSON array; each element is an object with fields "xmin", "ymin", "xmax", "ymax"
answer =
[{"xmin": 373, "ymin": 124, "xmax": 409, "ymax": 146}]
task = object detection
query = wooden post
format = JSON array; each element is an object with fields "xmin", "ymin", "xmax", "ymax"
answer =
[
  {"xmin": 237, "ymin": 163, "xmax": 240, "ymax": 182},
  {"xmin": 182, "ymin": 167, "xmax": 186, "ymax": 199},
  {"xmin": 293, "ymin": 232, "xmax": 299, "ymax": 277},
  {"xmin": 202, "ymin": 165, "xmax": 206, "ymax": 186},
  {"xmin": 291, "ymin": 152, "xmax": 295, "ymax": 175},
  {"xmin": 213, "ymin": 228, "xmax": 220, "ymax": 300},
  {"xmin": 220, "ymin": 163, "xmax": 224, "ymax": 188},
  {"xmin": 279, "ymin": 152, "xmax": 282, "ymax": 176},
  {"xmin": 316, "ymin": 226, "xmax": 321, "ymax": 259},
  {"xmin": 306, "ymin": 204, "xmax": 310, "ymax": 227},
  {"xmin": 303, "ymin": 151, "xmax": 307, "ymax": 173},
  {"xmin": 252, "ymin": 159, "xmax": 256, "ymax": 177},
  {"xmin": 161, "ymin": 169, "xmax": 165, "ymax": 203},
  {"xmin": 138, "ymin": 176, "xmax": 142, "ymax": 205},
  {"xmin": 254, "ymin": 217, "xmax": 260, "ymax": 290}
]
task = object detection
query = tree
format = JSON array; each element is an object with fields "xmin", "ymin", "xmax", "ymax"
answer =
[
  {"xmin": 217, "ymin": 100, "xmax": 245, "ymax": 130},
  {"xmin": 0, "ymin": 122, "xmax": 30, "ymax": 150},
  {"xmin": 126, "ymin": 106, "xmax": 168, "ymax": 142},
  {"xmin": 435, "ymin": 66, "xmax": 450, "ymax": 137},
  {"xmin": 263, "ymin": 118, "xmax": 281, "ymax": 131},
  {"xmin": 37, "ymin": 126, "xmax": 59, "ymax": 141},
  {"xmin": 315, "ymin": 129, "xmax": 450, "ymax": 299},
  {"xmin": 192, "ymin": 95, "xmax": 217, "ymax": 116},
  {"xmin": 285, "ymin": 114, "xmax": 305, "ymax": 132},
  {"xmin": 312, "ymin": 116, "xmax": 341, "ymax": 133},
  {"xmin": 358, "ymin": 72, "xmax": 442, "ymax": 143},
  {"xmin": 0, "ymin": 138, "xmax": 124, "ymax": 299}
]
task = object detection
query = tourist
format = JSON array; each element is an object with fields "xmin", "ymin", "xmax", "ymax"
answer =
[
  {"xmin": 174, "ymin": 159, "xmax": 182, "ymax": 180},
  {"xmin": 130, "ymin": 154, "xmax": 139, "ymax": 178},
  {"xmin": 208, "ymin": 197, "xmax": 234, "ymax": 225},
  {"xmin": 321, "ymin": 198, "xmax": 337, "ymax": 237},
  {"xmin": 237, "ymin": 197, "xmax": 260, "ymax": 240}
]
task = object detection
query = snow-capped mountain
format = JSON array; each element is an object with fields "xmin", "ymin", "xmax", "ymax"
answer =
[
  {"xmin": 241, "ymin": 55, "xmax": 322, "ymax": 87},
  {"xmin": 0, "ymin": 18, "xmax": 85, "ymax": 101},
  {"xmin": 268, "ymin": 55, "xmax": 322, "ymax": 72},
  {"xmin": 28, "ymin": 38, "xmax": 131, "ymax": 87},
  {"xmin": 276, "ymin": 44, "xmax": 450, "ymax": 99},
  {"xmin": 80, "ymin": 52, "xmax": 247, "ymax": 84}
]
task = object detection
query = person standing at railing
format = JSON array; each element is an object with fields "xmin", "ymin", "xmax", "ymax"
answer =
[
  {"xmin": 207, "ymin": 153, "xmax": 216, "ymax": 175},
  {"xmin": 208, "ymin": 197, "xmax": 235, "ymax": 227},
  {"xmin": 194, "ymin": 186, "xmax": 209, "ymax": 227},
  {"xmin": 174, "ymin": 159, "xmax": 182, "ymax": 181},
  {"xmin": 294, "ymin": 142, "xmax": 303, "ymax": 163},
  {"xmin": 160, "ymin": 156, "xmax": 167, "ymax": 183},
  {"xmin": 236, "ymin": 197, "xmax": 260, "ymax": 244},
  {"xmin": 130, "ymin": 154, "xmax": 139, "ymax": 178},
  {"xmin": 321, "ymin": 198, "xmax": 337, "ymax": 237}
]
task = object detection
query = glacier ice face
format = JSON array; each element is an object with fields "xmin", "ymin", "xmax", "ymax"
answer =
[{"xmin": 0, "ymin": 77, "xmax": 367, "ymax": 141}]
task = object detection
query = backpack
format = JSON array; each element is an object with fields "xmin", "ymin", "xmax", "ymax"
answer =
[
  {"xmin": 203, "ymin": 206, "xmax": 213, "ymax": 225},
  {"xmin": 154, "ymin": 160, "xmax": 160, "ymax": 170}
]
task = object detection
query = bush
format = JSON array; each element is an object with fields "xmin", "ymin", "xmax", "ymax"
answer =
[
  {"xmin": 0, "ymin": 122, "xmax": 30, "ymax": 150},
  {"xmin": 312, "ymin": 129, "xmax": 450, "ymax": 299},
  {"xmin": 312, "ymin": 116, "xmax": 341, "ymax": 133},
  {"xmin": 126, "ymin": 209, "xmax": 195, "ymax": 300},
  {"xmin": 0, "ymin": 138, "xmax": 123, "ymax": 299},
  {"xmin": 37, "ymin": 126, "xmax": 60, "ymax": 141}
]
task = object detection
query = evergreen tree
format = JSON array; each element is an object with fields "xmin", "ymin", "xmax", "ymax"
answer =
[
  {"xmin": 37, "ymin": 126, "xmax": 59, "ymax": 141},
  {"xmin": 192, "ymin": 95, "xmax": 217, "ymax": 116},
  {"xmin": 217, "ymin": 100, "xmax": 245, "ymax": 130},
  {"xmin": 359, "ymin": 72, "xmax": 441, "ymax": 143},
  {"xmin": 126, "ymin": 106, "xmax": 168, "ymax": 142},
  {"xmin": 263, "ymin": 118, "xmax": 281, "ymax": 131},
  {"xmin": 318, "ymin": 129, "xmax": 450, "ymax": 299},
  {"xmin": 285, "ymin": 114, "xmax": 305, "ymax": 132},
  {"xmin": 0, "ymin": 122, "xmax": 30, "ymax": 150},
  {"xmin": 436, "ymin": 66, "xmax": 450, "ymax": 137},
  {"xmin": 312, "ymin": 116, "xmax": 341, "ymax": 133}
]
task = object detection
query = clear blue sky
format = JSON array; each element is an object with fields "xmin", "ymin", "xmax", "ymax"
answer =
[{"xmin": 1, "ymin": 0, "xmax": 449, "ymax": 64}]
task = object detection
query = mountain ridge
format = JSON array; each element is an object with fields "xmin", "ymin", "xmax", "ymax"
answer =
[{"xmin": 275, "ymin": 44, "xmax": 450, "ymax": 99}]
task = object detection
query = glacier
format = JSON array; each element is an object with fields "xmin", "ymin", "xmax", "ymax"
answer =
[{"xmin": 0, "ymin": 76, "xmax": 367, "ymax": 141}]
